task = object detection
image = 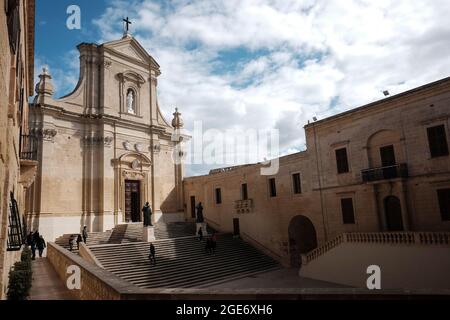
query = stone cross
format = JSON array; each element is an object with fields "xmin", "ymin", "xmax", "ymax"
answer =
[{"xmin": 123, "ymin": 17, "xmax": 132, "ymax": 33}]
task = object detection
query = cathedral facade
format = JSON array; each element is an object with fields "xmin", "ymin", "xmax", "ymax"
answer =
[{"xmin": 26, "ymin": 34, "xmax": 186, "ymax": 241}]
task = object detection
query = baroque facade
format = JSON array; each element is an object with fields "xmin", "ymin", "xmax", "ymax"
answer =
[
  {"xmin": 0, "ymin": 0, "xmax": 36, "ymax": 299},
  {"xmin": 183, "ymin": 76, "xmax": 450, "ymax": 267},
  {"xmin": 26, "ymin": 33, "xmax": 187, "ymax": 242}
]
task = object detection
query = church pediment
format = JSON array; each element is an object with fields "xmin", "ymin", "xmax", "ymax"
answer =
[{"xmin": 103, "ymin": 36, "xmax": 160, "ymax": 72}]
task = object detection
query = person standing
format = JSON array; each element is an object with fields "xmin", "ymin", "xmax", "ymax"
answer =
[
  {"xmin": 76, "ymin": 234, "xmax": 83, "ymax": 250},
  {"xmin": 82, "ymin": 226, "xmax": 88, "ymax": 244},
  {"xmin": 31, "ymin": 231, "xmax": 40, "ymax": 260},
  {"xmin": 26, "ymin": 232, "xmax": 33, "ymax": 248},
  {"xmin": 37, "ymin": 235, "xmax": 46, "ymax": 258},
  {"xmin": 197, "ymin": 227, "xmax": 203, "ymax": 241},
  {"xmin": 211, "ymin": 232, "xmax": 217, "ymax": 254},
  {"xmin": 149, "ymin": 243, "xmax": 156, "ymax": 265}
]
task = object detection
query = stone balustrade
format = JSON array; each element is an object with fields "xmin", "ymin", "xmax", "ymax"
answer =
[{"xmin": 302, "ymin": 232, "xmax": 450, "ymax": 265}]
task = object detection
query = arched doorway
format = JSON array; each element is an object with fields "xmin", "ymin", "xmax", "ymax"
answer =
[
  {"xmin": 384, "ymin": 196, "xmax": 404, "ymax": 231},
  {"xmin": 288, "ymin": 215, "xmax": 318, "ymax": 268}
]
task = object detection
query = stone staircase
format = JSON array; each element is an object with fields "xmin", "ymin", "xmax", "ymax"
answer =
[
  {"xmin": 89, "ymin": 234, "xmax": 281, "ymax": 289},
  {"xmin": 55, "ymin": 222, "xmax": 211, "ymax": 252}
]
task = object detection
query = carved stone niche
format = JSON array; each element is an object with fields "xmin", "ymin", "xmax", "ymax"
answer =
[
  {"xmin": 113, "ymin": 152, "xmax": 152, "ymax": 173},
  {"xmin": 117, "ymin": 71, "xmax": 146, "ymax": 116}
]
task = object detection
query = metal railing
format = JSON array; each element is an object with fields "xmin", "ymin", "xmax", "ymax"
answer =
[
  {"xmin": 361, "ymin": 163, "xmax": 408, "ymax": 182},
  {"xmin": 20, "ymin": 134, "xmax": 38, "ymax": 161}
]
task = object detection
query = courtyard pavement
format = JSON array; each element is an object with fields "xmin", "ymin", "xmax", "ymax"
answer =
[{"xmin": 205, "ymin": 268, "xmax": 349, "ymax": 289}]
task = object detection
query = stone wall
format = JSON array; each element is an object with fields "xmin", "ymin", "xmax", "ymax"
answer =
[
  {"xmin": 183, "ymin": 77, "xmax": 450, "ymax": 267},
  {"xmin": 0, "ymin": 0, "xmax": 35, "ymax": 300}
]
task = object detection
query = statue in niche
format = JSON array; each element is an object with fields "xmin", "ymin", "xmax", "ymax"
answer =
[{"xmin": 127, "ymin": 89, "xmax": 135, "ymax": 114}]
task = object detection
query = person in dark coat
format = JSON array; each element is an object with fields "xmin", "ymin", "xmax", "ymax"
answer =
[
  {"xmin": 31, "ymin": 231, "xmax": 40, "ymax": 260},
  {"xmin": 211, "ymin": 233, "xmax": 217, "ymax": 254},
  {"xmin": 37, "ymin": 235, "xmax": 46, "ymax": 258},
  {"xmin": 26, "ymin": 232, "xmax": 33, "ymax": 248},
  {"xmin": 76, "ymin": 234, "xmax": 83, "ymax": 250},
  {"xmin": 197, "ymin": 227, "xmax": 203, "ymax": 241},
  {"xmin": 82, "ymin": 226, "xmax": 88, "ymax": 243},
  {"xmin": 142, "ymin": 202, "xmax": 153, "ymax": 226},
  {"xmin": 205, "ymin": 237, "xmax": 212, "ymax": 254},
  {"xmin": 149, "ymin": 243, "xmax": 156, "ymax": 265}
]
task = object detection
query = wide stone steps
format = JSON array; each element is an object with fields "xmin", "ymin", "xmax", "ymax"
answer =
[
  {"xmin": 55, "ymin": 222, "xmax": 208, "ymax": 252},
  {"xmin": 89, "ymin": 234, "xmax": 280, "ymax": 289}
]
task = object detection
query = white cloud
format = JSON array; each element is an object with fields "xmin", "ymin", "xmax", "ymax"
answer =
[{"xmin": 71, "ymin": 0, "xmax": 450, "ymax": 175}]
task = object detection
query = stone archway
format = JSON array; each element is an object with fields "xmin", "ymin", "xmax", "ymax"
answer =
[
  {"xmin": 288, "ymin": 215, "xmax": 318, "ymax": 268},
  {"xmin": 384, "ymin": 196, "xmax": 404, "ymax": 231}
]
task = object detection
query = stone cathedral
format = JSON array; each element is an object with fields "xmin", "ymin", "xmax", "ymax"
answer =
[{"xmin": 26, "ymin": 33, "xmax": 187, "ymax": 241}]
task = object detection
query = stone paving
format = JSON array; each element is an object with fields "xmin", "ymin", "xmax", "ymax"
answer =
[
  {"xmin": 205, "ymin": 268, "xmax": 349, "ymax": 289},
  {"xmin": 29, "ymin": 258, "xmax": 75, "ymax": 300}
]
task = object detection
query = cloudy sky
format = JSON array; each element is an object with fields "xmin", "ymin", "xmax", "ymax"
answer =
[{"xmin": 35, "ymin": 0, "xmax": 450, "ymax": 176}]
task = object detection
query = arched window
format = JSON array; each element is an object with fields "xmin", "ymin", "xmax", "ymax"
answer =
[{"xmin": 126, "ymin": 88, "xmax": 136, "ymax": 114}]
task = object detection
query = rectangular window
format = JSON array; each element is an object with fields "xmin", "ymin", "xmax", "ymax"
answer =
[
  {"xmin": 427, "ymin": 125, "xmax": 449, "ymax": 158},
  {"xmin": 269, "ymin": 178, "xmax": 277, "ymax": 198},
  {"xmin": 215, "ymin": 188, "xmax": 222, "ymax": 204},
  {"xmin": 341, "ymin": 198, "xmax": 356, "ymax": 224},
  {"xmin": 292, "ymin": 173, "xmax": 302, "ymax": 194},
  {"xmin": 437, "ymin": 189, "xmax": 450, "ymax": 221},
  {"xmin": 336, "ymin": 148, "xmax": 350, "ymax": 174},
  {"xmin": 241, "ymin": 183, "xmax": 248, "ymax": 200}
]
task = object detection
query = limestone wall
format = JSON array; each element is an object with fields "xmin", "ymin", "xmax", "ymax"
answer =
[
  {"xmin": 183, "ymin": 77, "xmax": 450, "ymax": 266},
  {"xmin": 300, "ymin": 241, "xmax": 450, "ymax": 290}
]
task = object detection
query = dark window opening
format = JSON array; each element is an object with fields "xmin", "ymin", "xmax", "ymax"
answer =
[
  {"xmin": 437, "ymin": 189, "xmax": 450, "ymax": 221},
  {"xmin": 269, "ymin": 178, "xmax": 277, "ymax": 198},
  {"xmin": 6, "ymin": 0, "xmax": 21, "ymax": 55},
  {"xmin": 427, "ymin": 125, "xmax": 449, "ymax": 158},
  {"xmin": 292, "ymin": 173, "xmax": 302, "ymax": 194},
  {"xmin": 215, "ymin": 188, "xmax": 222, "ymax": 204},
  {"xmin": 341, "ymin": 198, "xmax": 356, "ymax": 225},
  {"xmin": 241, "ymin": 183, "xmax": 248, "ymax": 200},
  {"xmin": 336, "ymin": 148, "xmax": 350, "ymax": 174}
]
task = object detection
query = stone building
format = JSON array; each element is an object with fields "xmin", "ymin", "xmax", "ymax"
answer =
[
  {"xmin": 26, "ymin": 33, "xmax": 187, "ymax": 242},
  {"xmin": 183, "ymin": 76, "xmax": 450, "ymax": 267},
  {"xmin": 0, "ymin": 0, "xmax": 36, "ymax": 299}
]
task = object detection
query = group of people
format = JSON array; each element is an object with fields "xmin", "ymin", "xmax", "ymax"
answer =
[
  {"xmin": 26, "ymin": 231, "xmax": 46, "ymax": 260},
  {"xmin": 68, "ymin": 226, "xmax": 88, "ymax": 251}
]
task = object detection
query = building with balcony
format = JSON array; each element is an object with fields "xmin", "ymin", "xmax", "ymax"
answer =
[
  {"xmin": 183, "ymin": 75, "xmax": 450, "ymax": 268},
  {"xmin": 0, "ymin": 0, "xmax": 36, "ymax": 299}
]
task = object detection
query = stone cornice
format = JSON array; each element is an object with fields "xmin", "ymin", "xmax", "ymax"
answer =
[{"xmin": 34, "ymin": 103, "xmax": 174, "ymax": 139}]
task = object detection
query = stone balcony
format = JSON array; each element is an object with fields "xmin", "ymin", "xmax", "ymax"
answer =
[
  {"xmin": 361, "ymin": 163, "xmax": 408, "ymax": 183},
  {"xmin": 235, "ymin": 199, "xmax": 253, "ymax": 214},
  {"xmin": 19, "ymin": 135, "xmax": 38, "ymax": 189}
]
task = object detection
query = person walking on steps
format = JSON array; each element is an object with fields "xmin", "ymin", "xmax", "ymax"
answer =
[
  {"xmin": 82, "ymin": 226, "xmax": 88, "ymax": 244},
  {"xmin": 198, "ymin": 227, "xmax": 203, "ymax": 241},
  {"xmin": 76, "ymin": 234, "xmax": 83, "ymax": 250},
  {"xmin": 205, "ymin": 237, "xmax": 212, "ymax": 254},
  {"xmin": 149, "ymin": 243, "xmax": 156, "ymax": 265},
  {"xmin": 37, "ymin": 235, "xmax": 46, "ymax": 258},
  {"xmin": 211, "ymin": 232, "xmax": 217, "ymax": 254}
]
